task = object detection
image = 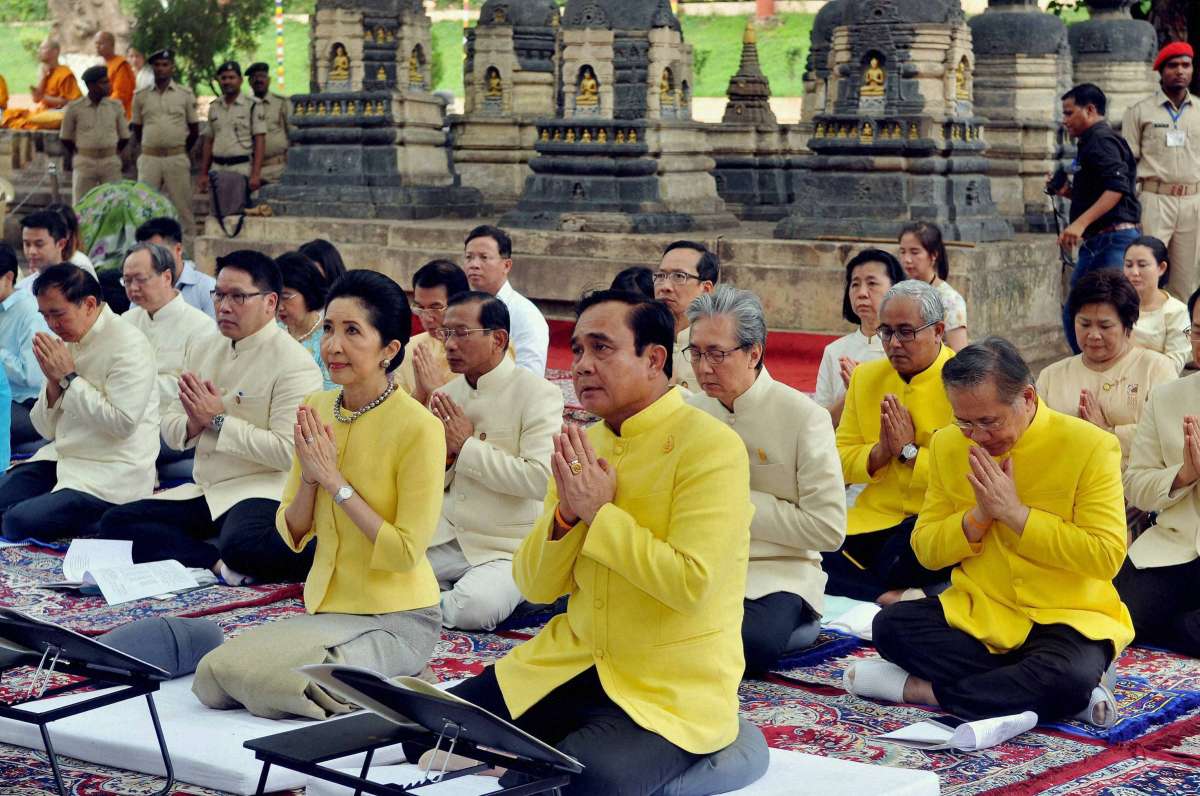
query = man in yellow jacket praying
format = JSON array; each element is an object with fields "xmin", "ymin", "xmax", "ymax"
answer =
[
  {"xmin": 850, "ymin": 338, "xmax": 1133, "ymax": 726},
  {"xmin": 429, "ymin": 289, "xmax": 753, "ymax": 794}
]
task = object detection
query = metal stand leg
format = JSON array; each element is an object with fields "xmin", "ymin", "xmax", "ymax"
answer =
[
  {"xmin": 254, "ymin": 762, "xmax": 272, "ymax": 795},
  {"xmin": 145, "ymin": 693, "xmax": 176, "ymax": 796},
  {"xmin": 37, "ymin": 723, "xmax": 69, "ymax": 796},
  {"xmin": 353, "ymin": 748, "xmax": 376, "ymax": 796}
]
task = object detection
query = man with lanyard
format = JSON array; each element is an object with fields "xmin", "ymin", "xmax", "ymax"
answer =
[
  {"xmin": 245, "ymin": 62, "xmax": 289, "ymax": 186},
  {"xmin": 196, "ymin": 61, "xmax": 265, "ymax": 197},
  {"xmin": 1050, "ymin": 83, "xmax": 1141, "ymax": 353},
  {"xmin": 1123, "ymin": 43, "xmax": 1199, "ymax": 301},
  {"xmin": 131, "ymin": 50, "xmax": 198, "ymax": 236}
]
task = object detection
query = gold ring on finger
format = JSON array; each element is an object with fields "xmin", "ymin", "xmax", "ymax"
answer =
[{"xmin": 569, "ymin": 459, "xmax": 583, "ymax": 476}]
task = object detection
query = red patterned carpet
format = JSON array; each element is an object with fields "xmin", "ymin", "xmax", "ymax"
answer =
[{"xmin": 3, "ymin": 545, "xmax": 1200, "ymax": 794}]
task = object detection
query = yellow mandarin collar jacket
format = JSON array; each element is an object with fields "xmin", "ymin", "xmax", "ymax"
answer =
[
  {"xmin": 837, "ymin": 345, "xmax": 956, "ymax": 534},
  {"xmin": 912, "ymin": 399, "xmax": 1133, "ymax": 654},
  {"xmin": 277, "ymin": 388, "xmax": 445, "ymax": 615},
  {"xmin": 495, "ymin": 387, "xmax": 752, "ymax": 755}
]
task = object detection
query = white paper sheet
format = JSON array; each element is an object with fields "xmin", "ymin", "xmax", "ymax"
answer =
[
  {"xmin": 822, "ymin": 602, "xmax": 880, "ymax": 640},
  {"xmin": 91, "ymin": 560, "xmax": 198, "ymax": 605},
  {"xmin": 878, "ymin": 710, "xmax": 1038, "ymax": 751},
  {"xmin": 61, "ymin": 538, "xmax": 133, "ymax": 582}
]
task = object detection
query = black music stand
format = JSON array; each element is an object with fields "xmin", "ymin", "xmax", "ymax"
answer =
[
  {"xmin": 244, "ymin": 667, "xmax": 582, "ymax": 795},
  {"xmin": 0, "ymin": 608, "xmax": 173, "ymax": 796}
]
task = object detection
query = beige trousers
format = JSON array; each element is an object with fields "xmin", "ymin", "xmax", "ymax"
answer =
[
  {"xmin": 1140, "ymin": 190, "xmax": 1200, "ymax": 301},
  {"xmin": 138, "ymin": 153, "xmax": 195, "ymax": 238},
  {"xmin": 72, "ymin": 154, "xmax": 122, "ymax": 204}
]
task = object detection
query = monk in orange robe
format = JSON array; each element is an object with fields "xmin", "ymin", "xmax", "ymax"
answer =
[
  {"xmin": 95, "ymin": 31, "xmax": 134, "ymax": 118},
  {"xmin": 0, "ymin": 74, "xmax": 8, "ymax": 111},
  {"xmin": 1, "ymin": 39, "xmax": 81, "ymax": 130}
]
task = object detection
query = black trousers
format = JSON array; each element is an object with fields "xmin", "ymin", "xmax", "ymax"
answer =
[
  {"xmin": 1115, "ymin": 557, "xmax": 1200, "ymax": 657},
  {"xmin": 873, "ymin": 597, "xmax": 1112, "ymax": 721},
  {"xmin": 0, "ymin": 460, "xmax": 112, "ymax": 541},
  {"xmin": 409, "ymin": 666, "xmax": 701, "ymax": 796},
  {"xmin": 10, "ymin": 399, "xmax": 40, "ymax": 448},
  {"xmin": 97, "ymin": 495, "xmax": 314, "ymax": 582},
  {"xmin": 742, "ymin": 591, "xmax": 816, "ymax": 676},
  {"xmin": 821, "ymin": 516, "xmax": 952, "ymax": 602}
]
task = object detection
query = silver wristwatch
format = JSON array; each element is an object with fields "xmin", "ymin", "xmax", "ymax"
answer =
[
  {"xmin": 898, "ymin": 443, "xmax": 919, "ymax": 464},
  {"xmin": 58, "ymin": 372, "xmax": 78, "ymax": 390},
  {"xmin": 210, "ymin": 414, "xmax": 226, "ymax": 433},
  {"xmin": 333, "ymin": 485, "xmax": 355, "ymax": 505}
]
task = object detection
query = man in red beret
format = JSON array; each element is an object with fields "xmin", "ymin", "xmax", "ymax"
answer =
[{"xmin": 1123, "ymin": 42, "xmax": 1198, "ymax": 301}]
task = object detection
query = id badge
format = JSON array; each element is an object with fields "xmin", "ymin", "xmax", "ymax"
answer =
[{"xmin": 1167, "ymin": 129, "xmax": 1187, "ymax": 147}]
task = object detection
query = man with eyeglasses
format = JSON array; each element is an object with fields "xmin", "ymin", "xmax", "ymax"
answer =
[
  {"xmin": 424, "ymin": 291, "xmax": 563, "ymax": 630},
  {"xmin": 0, "ymin": 265, "xmax": 158, "ymax": 542},
  {"xmin": 97, "ymin": 250, "xmax": 323, "ymax": 585},
  {"xmin": 120, "ymin": 242, "xmax": 215, "ymax": 480},
  {"xmin": 654, "ymin": 240, "xmax": 718, "ymax": 391},
  {"xmin": 462, "ymin": 225, "xmax": 548, "ymax": 376},
  {"xmin": 854, "ymin": 338, "xmax": 1130, "ymax": 730},
  {"xmin": 135, "ymin": 217, "xmax": 217, "ymax": 318},
  {"xmin": 828, "ymin": 279, "xmax": 956, "ymax": 604},
  {"xmin": 685, "ymin": 286, "xmax": 846, "ymax": 674},
  {"xmin": 397, "ymin": 259, "xmax": 469, "ymax": 405},
  {"xmin": 1119, "ymin": 288, "xmax": 1200, "ymax": 658}
]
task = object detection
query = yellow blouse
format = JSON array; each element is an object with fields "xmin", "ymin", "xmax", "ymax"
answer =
[
  {"xmin": 837, "ymin": 346, "xmax": 956, "ymax": 534},
  {"xmin": 912, "ymin": 400, "xmax": 1133, "ymax": 655},
  {"xmin": 494, "ymin": 388, "xmax": 752, "ymax": 755},
  {"xmin": 276, "ymin": 388, "xmax": 445, "ymax": 615}
]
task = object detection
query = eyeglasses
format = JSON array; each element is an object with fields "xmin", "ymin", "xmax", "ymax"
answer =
[
  {"xmin": 432, "ymin": 327, "xmax": 495, "ymax": 341},
  {"xmin": 464, "ymin": 253, "xmax": 502, "ymax": 265},
  {"xmin": 413, "ymin": 303, "xmax": 447, "ymax": 315},
  {"xmin": 652, "ymin": 270, "xmax": 702, "ymax": 286},
  {"xmin": 211, "ymin": 290, "xmax": 267, "ymax": 306},
  {"xmin": 280, "ymin": 290, "xmax": 300, "ymax": 302},
  {"xmin": 952, "ymin": 417, "xmax": 1006, "ymax": 433},
  {"xmin": 1189, "ymin": 326, "xmax": 1200, "ymax": 342},
  {"xmin": 119, "ymin": 274, "xmax": 157, "ymax": 288},
  {"xmin": 685, "ymin": 345, "xmax": 747, "ymax": 365},
  {"xmin": 877, "ymin": 320, "xmax": 938, "ymax": 343}
]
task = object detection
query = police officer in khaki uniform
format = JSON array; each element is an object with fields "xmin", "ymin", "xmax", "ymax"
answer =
[
  {"xmin": 60, "ymin": 65, "xmax": 130, "ymax": 203},
  {"xmin": 246, "ymin": 62, "xmax": 289, "ymax": 185},
  {"xmin": 197, "ymin": 61, "xmax": 265, "ymax": 195},
  {"xmin": 132, "ymin": 50, "xmax": 199, "ymax": 236},
  {"xmin": 1123, "ymin": 42, "xmax": 1200, "ymax": 299}
]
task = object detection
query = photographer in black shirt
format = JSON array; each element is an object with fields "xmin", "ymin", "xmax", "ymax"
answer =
[{"xmin": 1049, "ymin": 83, "xmax": 1141, "ymax": 352}]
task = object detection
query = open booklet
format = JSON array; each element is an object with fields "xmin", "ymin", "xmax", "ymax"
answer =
[
  {"xmin": 301, "ymin": 664, "xmax": 583, "ymax": 773},
  {"xmin": 877, "ymin": 711, "xmax": 1038, "ymax": 751},
  {"xmin": 37, "ymin": 539, "xmax": 200, "ymax": 605}
]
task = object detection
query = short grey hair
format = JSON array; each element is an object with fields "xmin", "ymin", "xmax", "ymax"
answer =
[
  {"xmin": 125, "ymin": 242, "xmax": 176, "ymax": 277},
  {"xmin": 687, "ymin": 285, "xmax": 768, "ymax": 368},
  {"xmin": 942, "ymin": 337, "xmax": 1034, "ymax": 403},
  {"xmin": 879, "ymin": 279, "xmax": 945, "ymax": 325}
]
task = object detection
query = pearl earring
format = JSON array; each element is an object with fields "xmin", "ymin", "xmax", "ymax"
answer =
[{"xmin": 380, "ymin": 359, "xmax": 390, "ymax": 369}]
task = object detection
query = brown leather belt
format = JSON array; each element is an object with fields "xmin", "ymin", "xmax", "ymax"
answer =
[
  {"xmin": 1139, "ymin": 178, "xmax": 1200, "ymax": 197},
  {"xmin": 262, "ymin": 154, "xmax": 286, "ymax": 166},
  {"xmin": 1093, "ymin": 222, "xmax": 1139, "ymax": 236},
  {"xmin": 142, "ymin": 145, "xmax": 187, "ymax": 157},
  {"xmin": 76, "ymin": 147, "xmax": 116, "ymax": 159}
]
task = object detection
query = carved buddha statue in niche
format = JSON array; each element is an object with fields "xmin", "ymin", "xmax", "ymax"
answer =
[
  {"xmin": 576, "ymin": 67, "xmax": 600, "ymax": 108},
  {"xmin": 955, "ymin": 59, "xmax": 969, "ymax": 100},
  {"xmin": 409, "ymin": 51, "xmax": 422, "ymax": 87},
  {"xmin": 660, "ymin": 68, "xmax": 675, "ymax": 106},
  {"xmin": 485, "ymin": 68, "xmax": 503, "ymax": 99},
  {"xmin": 329, "ymin": 44, "xmax": 350, "ymax": 82},
  {"xmin": 862, "ymin": 57, "xmax": 885, "ymax": 97}
]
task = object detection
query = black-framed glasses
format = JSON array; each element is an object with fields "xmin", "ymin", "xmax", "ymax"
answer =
[
  {"xmin": 211, "ymin": 290, "xmax": 267, "ymax": 306},
  {"xmin": 877, "ymin": 320, "xmax": 937, "ymax": 343},
  {"xmin": 652, "ymin": 270, "xmax": 702, "ymax": 285},
  {"xmin": 432, "ymin": 327, "xmax": 495, "ymax": 341},
  {"xmin": 684, "ymin": 345, "xmax": 747, "ymax": 365}
]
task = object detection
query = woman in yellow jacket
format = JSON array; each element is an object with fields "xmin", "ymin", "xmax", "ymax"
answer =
[
  {"xmin": 193, "ymin": 271, "xmax": 445, "ymax": 719},
  {"xmin": 849, "ymin": 339, "xmax": 1133, "ymax": 725}
]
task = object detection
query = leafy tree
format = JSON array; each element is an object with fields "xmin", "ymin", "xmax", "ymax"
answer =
[{"xmin": 129, "ymin": 0, "xmax": 273, "ymax": 95}]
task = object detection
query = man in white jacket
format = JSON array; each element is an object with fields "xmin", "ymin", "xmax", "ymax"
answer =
[
  {"xmin": 426, "ymin": 291, "xmax": 564, "ymax": 629},
  {"xmin": 0, "ymin": 264, "xmax": 158, "ymax": 541},
  {"xmin": 685, "ymin": 285, "xmax": 847, "ymax": 674}
]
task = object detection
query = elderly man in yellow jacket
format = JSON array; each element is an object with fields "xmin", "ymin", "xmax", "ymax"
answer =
[
  {"xmin": 850, "ymin": 338, "xmax": 1133, "ymax": 725},
  {"xmin": 828, "ymin": 279, "xmax": 956, "ymax": 603},
  {"xmin": 431, "ymin": 289, "xmax": 753, "ymax": 795}
]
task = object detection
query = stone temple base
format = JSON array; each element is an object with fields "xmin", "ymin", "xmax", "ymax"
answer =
[
  {"xmin": 776, "ymin": 154, "xmax": 1014, "ymax": 242},
  {"xmin": 195, "ymin": 216, "xmax": 1066, "ymax": 367},
  {"xmin": 261, "ymin": 183, "xmax": 485, "ymax": 221}
]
